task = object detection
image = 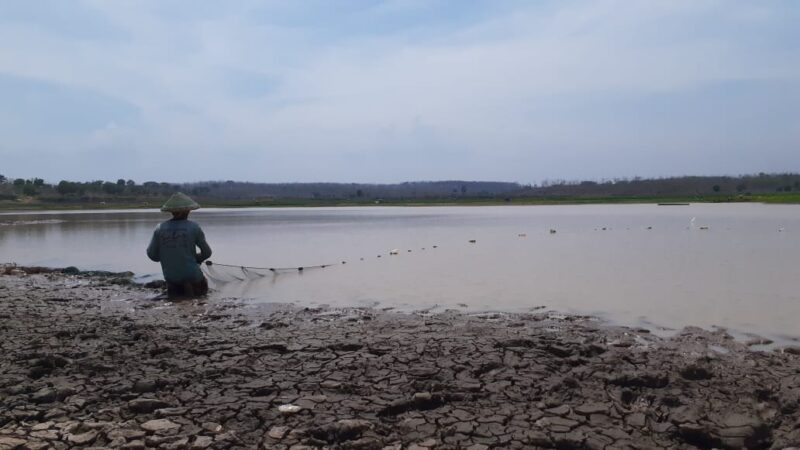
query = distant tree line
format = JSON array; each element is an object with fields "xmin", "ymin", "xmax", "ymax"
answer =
[
  {"xmin": 52, "ymin": 179, "xmax": 179, "ymax": 197},
  {"xmin": 1, "ymin": 173, "xmax": 800, "ymax": 204},
  {"xmin": 0, "ymin": 176, "xmax": 180, "ymax": 203},
  {"xmin": 513, "ymin": 173, "xmax": 800, "ymax": 197},
  {"xmin": 180, "ymin": 180, "xmax": 520, "ymax": 200}
]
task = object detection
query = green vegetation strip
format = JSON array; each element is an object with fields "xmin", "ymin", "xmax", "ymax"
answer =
[{"xmin": 1, "ymin": 193, "xmax": 799, "ymax": 211}]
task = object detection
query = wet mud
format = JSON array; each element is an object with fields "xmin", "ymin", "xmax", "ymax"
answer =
[{"xmin": 1, "ymin": 269, "xmax": 799, "ymax": 449}]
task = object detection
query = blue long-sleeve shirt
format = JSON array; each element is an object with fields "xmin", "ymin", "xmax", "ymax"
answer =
[{"xmin": 146, "ymin": 218, "xmax": 212, "ymax": 283}]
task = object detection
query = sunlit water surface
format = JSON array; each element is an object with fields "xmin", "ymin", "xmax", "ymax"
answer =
[{"xmin": 1, "ymin": 204, "xmax": 798, "ymax": 341}]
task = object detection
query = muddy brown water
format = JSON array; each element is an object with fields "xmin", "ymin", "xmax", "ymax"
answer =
[{"xmin": 1, "ymin": 204, "xmax": 798, "ymax": 341}]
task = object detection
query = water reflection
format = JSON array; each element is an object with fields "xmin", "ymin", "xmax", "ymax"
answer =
[{"xmin": 0, "ymin": 204, "xmax": 799, "ymax": 341}]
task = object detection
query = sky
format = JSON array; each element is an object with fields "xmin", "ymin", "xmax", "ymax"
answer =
[{"xmin": 0, "ymin": 0, "xmax": 798, "ymax": 184}]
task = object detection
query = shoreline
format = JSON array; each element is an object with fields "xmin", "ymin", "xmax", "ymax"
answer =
[
  {"xmin": 2, "ymin": 192, "xmax": 800, "ymax": 212},
  {"xmin": 3, "ymin": 263, "xmax": 798, "ymax": 350},
  {"xmin": 1, "ymin": 270, "xmax": 799, "ymax": 449}
]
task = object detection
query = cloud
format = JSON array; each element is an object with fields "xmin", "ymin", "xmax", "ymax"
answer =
[
  {"xmin": 0, "ymin": 0, "xmax": 798, "ymax": 182},
  {"xmin": 0, "ymin": 74, "xmax": 139, "ymax": 135}
]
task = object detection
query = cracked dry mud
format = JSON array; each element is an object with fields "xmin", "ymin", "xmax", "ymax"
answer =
[{"xmin": 1, "ymin": 271, "xmax": 800, "ymax": 449}]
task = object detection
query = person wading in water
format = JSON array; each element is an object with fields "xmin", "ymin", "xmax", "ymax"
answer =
[{"xmin": 147, "ymin": 192, "xmax": 212, "ymax": 298}]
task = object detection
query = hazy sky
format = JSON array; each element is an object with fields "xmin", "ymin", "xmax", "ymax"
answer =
[{"xmin": 1, "ymin": 1, "xmax": 798, "ymax": 183}]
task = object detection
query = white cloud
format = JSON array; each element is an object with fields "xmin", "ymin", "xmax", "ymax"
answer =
[{"xmin": 0, "ymin": 0, "xmax": 798, "ymax": 182}]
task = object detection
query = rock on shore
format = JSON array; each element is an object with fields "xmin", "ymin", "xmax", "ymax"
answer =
[{"xmin": 1, "ymin": 271, "xmax": 799, "ymax": 449}]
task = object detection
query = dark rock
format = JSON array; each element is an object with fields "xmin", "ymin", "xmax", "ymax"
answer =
[
  {"xmin": 328, "ymin": 342, "xmax": 363, "ymax": 352},
  {"xmin": 545, "ymin": 405, "xmax": 571, "ymax": 416},
  {"xmin": 407, "ymin": 366, "xmax": 439, "ymax": 378},
  {"xmin": 131, "ymin": 380, "xmax": 158, "ymax": 394},
  {"xmin": 578, "ymin": 344, "xmax": 606, "ymax": 357},
  {"xmin": 495, "ymin": 339, "xmax": 536, "ymax": 349},
  {"xmin": 143, "ymin": 280, "xmax": 166, "ymax": 289},
  {"xmin": 552, "ymin": 429, "xmax": 586, "ymax": 449},
  {"xmin": 28, "ymin": 366, "xmax": 51, "ymax": 379},
  {"xmin": 259, "ymin": 321, "xmax": 287, "ymax": 330},
  {"xmin": 609, "ymin": 372, "xmax": 669, "ymax": 388},
  {"xmin": 784, "ymin": 346, "xmax": 800, "ymax": 355},
  {"xmin": 475, "ymin": 361, "xmax": 503, "ymax": 376},
  {"xmin": 378, "ymin": 392, "xmax": 448, "ymax": 416},
  {"xmin": 680, "ymin": 364, "xmax": 714, "ymax": 380},
  {"xmin": 574, "ymin": 403, "xmax": 609, "ymax": 416},
  {"xmin": 308, "ymin": 419, "xmax": 373, "ymax": 443},
  {"xmin": 677, "ymin": 423, "xmax": 717, "ymax": 448},
  {"xmin": 31, "ymin": 387, "xmax": 58, "ymax": 404},
  {"xmin": 620, "ymin": 389, "xmax": 638, "ymax": 405},
  {"xmin": 544, "ymin": 344, "xmax": 572, "ymax": 357},
  {"xmin": 128, "ymin": 398, "xmax": 171, "ymax": 414}
]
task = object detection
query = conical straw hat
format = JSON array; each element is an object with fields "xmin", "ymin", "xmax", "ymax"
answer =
[{"xmin": 161, "ymin": 192, "xmax": 200, "ymax": 212}]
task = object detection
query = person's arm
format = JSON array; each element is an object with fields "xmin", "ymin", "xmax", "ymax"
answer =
[
  {"xmin": 146, "ymin": 228, "xmax": 160, "ymax": 262},
  {"xmin": 195, "ymin": 227, "xmax": 212, "ymax": 263}
]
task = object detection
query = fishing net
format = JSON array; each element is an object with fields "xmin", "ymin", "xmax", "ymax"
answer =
[
  {"xmin": 201, "ymin": 261, "xmax": 338, "ymax": 285},
  {"xmin": 200, "ymin": 244, "xmax": 440, "ymax": 286}
]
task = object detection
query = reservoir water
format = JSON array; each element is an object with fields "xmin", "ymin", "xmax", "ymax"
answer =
[{"xmin": 1, "ymin": 204, "xmax": 798, "ymax": 341}]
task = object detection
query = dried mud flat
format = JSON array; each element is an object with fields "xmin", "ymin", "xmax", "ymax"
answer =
[{"xmin": 1, "ymin": 271, "xmax": 800, "ymax": 450}]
